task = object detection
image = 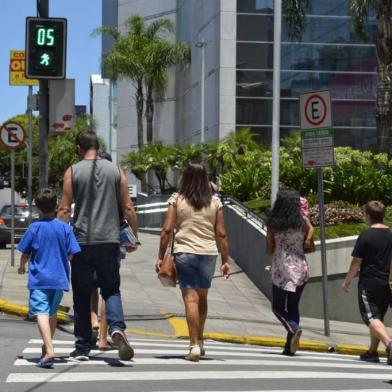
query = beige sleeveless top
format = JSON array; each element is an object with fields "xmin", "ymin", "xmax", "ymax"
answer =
[{"xmin": 168, "ymin": 192, "xmax": 223, "ymax": 255}]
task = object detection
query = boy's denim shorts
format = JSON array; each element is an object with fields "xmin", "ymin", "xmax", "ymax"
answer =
[
  {"xmin": 174, "ymin": 253, "xmax": 217, "ymax": 289},
  {"xmin": 29, "ymin": 289, "xmax": 63, "ymax": 317}
]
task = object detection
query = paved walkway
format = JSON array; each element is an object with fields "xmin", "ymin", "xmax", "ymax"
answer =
[{"xmin": 0, "ymin": 233, "xmax": 379, "ymax": 350}]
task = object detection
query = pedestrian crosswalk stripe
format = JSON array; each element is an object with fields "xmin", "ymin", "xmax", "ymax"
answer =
[
  {"xmin": 26, "ymin": 338, "xmax": 362, "ymax": 360},
  {"xmin": 7, "ymin": 370, "xmax": 392, "ymax": 383},
  {"xmin": 13, "ymin": 357, "xmax": 388, "ymax": 370},
  {"xmin": 20, "ymin": 346, "xmax": 362, "ymax": 361}
]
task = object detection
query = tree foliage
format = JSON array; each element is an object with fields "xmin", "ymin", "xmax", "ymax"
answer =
[
  {"xmin": 122, "ymin": 129, "xmax": 392, "ymax": 204},
  {"xmin": 0, "ymin": 114, "xmax": 96, "ymax": 196}
]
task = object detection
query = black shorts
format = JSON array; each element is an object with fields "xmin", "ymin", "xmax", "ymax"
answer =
[{"xmin": 358, "ymin": 283, "xmax": 392, "ymax": 326}]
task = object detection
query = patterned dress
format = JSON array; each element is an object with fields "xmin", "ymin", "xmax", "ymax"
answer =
[{"xmin": 271, "ymin": 228, "xmax": 309, "ymax": 292}]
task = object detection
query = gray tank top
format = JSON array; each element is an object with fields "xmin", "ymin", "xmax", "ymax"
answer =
[{"xmin": 71, "ymin": 159, "xmax": 121, "ymax": 245}]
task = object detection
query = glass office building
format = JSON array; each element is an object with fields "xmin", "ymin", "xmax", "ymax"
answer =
[{"xmin": 236, "ymin": 0, "xmax": 377, "ymax": 149}]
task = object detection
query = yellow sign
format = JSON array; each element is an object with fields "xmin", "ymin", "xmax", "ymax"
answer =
[{"xmin": 9, "ymin": 50, "xmax": 39, "ymax": 86}]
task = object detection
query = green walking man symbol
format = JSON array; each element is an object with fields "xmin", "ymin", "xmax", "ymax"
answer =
[{"xmin": 40, "ymin": 53, "xmax": 50, "ymax": 66}]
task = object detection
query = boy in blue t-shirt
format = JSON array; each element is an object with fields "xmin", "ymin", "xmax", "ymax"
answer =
[{"xmin": 17, "ymin": 188, "xmax": 80, "ymax": 368}]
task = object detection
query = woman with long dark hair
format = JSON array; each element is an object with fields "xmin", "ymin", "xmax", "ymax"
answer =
[
  {"xmin": 156, "ymin": 162, "xmax": 230, "ymax": 362},
  {"xmin": 266, "ymin": 189, "xmax": 313, "ymax": 356}
]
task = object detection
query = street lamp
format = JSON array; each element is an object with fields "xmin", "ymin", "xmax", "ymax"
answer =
[
  {"xmin": 271, "ymin": 0, "xmax": 282, "ymax": 205},
  {"xmin": 195, "ymin": 39, "xmax": 207, "ymax": 143}
]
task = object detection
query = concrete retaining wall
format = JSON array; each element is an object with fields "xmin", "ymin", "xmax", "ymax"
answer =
[{"xmin": 223, "ymin": 204, "xmax": 392, "ymax": 325}]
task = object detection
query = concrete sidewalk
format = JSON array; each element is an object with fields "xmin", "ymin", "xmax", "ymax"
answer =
[{"xmin": 0, "ymin": 233, "xmax": 381, "ymax": 353}]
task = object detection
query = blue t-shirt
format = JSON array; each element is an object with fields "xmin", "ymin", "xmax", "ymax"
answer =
[{"xmin": 17, "ymin": 218, "xmax": 81, "ymax": 290}]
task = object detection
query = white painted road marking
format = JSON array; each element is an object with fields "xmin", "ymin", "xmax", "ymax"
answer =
[{"xmin": 6, "ymin": 370, "xmax": 392, "ymax": 383}]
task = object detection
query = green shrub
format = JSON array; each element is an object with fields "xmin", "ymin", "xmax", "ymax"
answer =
[{"xmin": 220, "ymin": 152, "xmax": 268, "ymax": 201}]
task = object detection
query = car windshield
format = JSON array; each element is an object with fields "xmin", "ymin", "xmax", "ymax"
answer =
[{"xmin": 2, "ymin": 206, "xmax": 39, "ymax": 218}]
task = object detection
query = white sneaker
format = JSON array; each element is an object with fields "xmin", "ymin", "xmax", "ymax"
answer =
[{"xmin": 185, "ymin": 345, "xmax": 201, "ymax": 362}]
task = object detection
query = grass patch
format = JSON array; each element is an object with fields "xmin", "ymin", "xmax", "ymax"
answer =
[
  {"xmin": 244, "ymin": 199, "xmax": 270, "ymax": 219},
  {"xmin": 313, "ymin": 223, "xmax": 367, "ymax": 240}
]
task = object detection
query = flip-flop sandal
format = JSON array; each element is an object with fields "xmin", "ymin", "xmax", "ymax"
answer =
[
  {"xmin": 98, "ymin": 341, "xmax": 115, "ymax": 351},
  {"xmin": 38, "ymin": 357, "xmax": 54, "ymax": 368},
  {"xmin": 98, "ymin": 345, "xmax": 114, "ymax": 351}
]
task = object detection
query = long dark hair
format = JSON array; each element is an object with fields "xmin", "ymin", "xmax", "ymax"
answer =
[
  {"xmin": 267, "ymin": 189, "xmax": 303, "ymax": 231},
  {"xmin": 179, "ymin": 162, "xmax": 212, "ymax": 210}
]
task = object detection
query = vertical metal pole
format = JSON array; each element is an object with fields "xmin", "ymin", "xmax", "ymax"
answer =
[
  {"xmin": 28, "ymin": 86, "xmax": 33, "ymax": 224},
  {"xmin": 200, "ymin": 40, "xmax": 205, "ymax": 143},
  {"xmin": 10, "ymin": 151, "xmax": 15, "ymax": 267},
  {"xmin": 271, "ymin": 0, "xmax": 282, "ymax": 205},
  {"xmin": 317, "ymin": 167, "xmax": 330, "ymax": 336},
  {"xmin": 109, "ymin": 80, "xmax": 113, "ymax": 156},
  {"xmin": 38, "ymin": 0, "xmax": 49, "ymax": 188}
]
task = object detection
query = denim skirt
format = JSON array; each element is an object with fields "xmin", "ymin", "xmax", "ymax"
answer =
[{"xmin": 174, "ymin": 253, "xmax": 217, "ymax": 289}]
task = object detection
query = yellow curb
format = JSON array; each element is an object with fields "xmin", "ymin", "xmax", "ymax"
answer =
[
  {"xmin": 162, "ymin": 311, "xmax": 189, "ymax": 338},
  {"xmin": 204, "ymin": 332, "xmax": 247, "ymax": 345},
  {"xmin": 336, "ymin": 343, "xmax": 387, "ymax": 357},
  {"xmin": 125, "ymin": 328, "xmax": 175, "ymax": 339},
  {"xmin": 0, "ymin": 299, "xmax": 71, "ymax": 324}
]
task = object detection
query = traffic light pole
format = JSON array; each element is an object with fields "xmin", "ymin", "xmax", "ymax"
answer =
[{"xmin": 38, "ymin": 0, "xmax": 49, "ymax": 188}]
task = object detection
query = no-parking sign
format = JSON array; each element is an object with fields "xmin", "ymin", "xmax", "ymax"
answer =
[
  {"xmin": 0, "ymin": 122, "xmax": 26, "ymax": 150},
  {"xmin": 300, "ymin": 90, "xmax": 334, "ymax": 168},
  {"xmin": 300, "ymin": 90, "xmax": 332, "ymax": 130}
]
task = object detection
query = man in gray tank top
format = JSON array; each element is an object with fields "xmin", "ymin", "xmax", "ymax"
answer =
[{"xmin": 58, "ymin": 129, "xmax": 138, "ymax": 361}]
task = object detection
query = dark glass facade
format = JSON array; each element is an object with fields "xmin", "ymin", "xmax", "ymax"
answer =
[{"xmin": 236, "ymin": 0, "xmax": 377, "ymax": 148}]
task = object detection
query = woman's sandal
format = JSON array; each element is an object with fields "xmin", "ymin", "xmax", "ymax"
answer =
[
  {"xmin": 38, "ymin": 357, "xmax": 54, "ymax": 368},
  {"xmin": 185, "ymin": 345, "xmax": 201, "ymax": 362},
  {"xmin": 98, "ymin": 342, "xmax": 115, "ymax": 351}
]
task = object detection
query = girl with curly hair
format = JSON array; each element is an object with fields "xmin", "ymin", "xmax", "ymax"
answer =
[{"xmin": 266, "ymin": 189, "xmax": 313, "ymax": 356}]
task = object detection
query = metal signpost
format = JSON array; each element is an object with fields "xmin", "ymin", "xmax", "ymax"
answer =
[
  {"xmin": 9, "ymin": 50, "xmax": 38, "ymax": 224},
  {"xmin": 0, "ymin": 122, "xmax": 26, "ymax": 267},
  {"xmin": 300, "ymin": 90, "xmax": 334, "ymax": 337}
]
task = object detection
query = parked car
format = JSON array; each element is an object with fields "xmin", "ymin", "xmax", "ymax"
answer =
[{"xmin": 0, "ymin": 204, "xmax": 39, "ymax": 248}]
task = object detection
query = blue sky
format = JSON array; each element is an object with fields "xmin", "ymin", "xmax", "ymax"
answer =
[{"xmin": 0, "ymin": 0, "xmax": 102, "ymax": 122}]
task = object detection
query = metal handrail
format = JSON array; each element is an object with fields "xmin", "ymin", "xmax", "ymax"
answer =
[
  {"xmin": 221, "ymin": 195, "xmax": 267, "ymax": 231},
  {"xmin": 134, "ymin": 194, "xmax": 268, "ymax": 231}
]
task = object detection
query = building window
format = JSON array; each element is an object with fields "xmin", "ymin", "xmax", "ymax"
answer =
[{"xmin": 236, "ymin": 0, "xmax": 377, "ymax": 149}]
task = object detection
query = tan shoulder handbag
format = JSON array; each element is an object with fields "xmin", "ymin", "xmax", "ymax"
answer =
[{"xmin": 158, "ymin": 234, "xmax": 177, "ymax": 287}]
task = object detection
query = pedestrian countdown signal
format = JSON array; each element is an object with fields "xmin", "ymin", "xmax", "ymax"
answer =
[{"xmin": 25, "ymin": 17, "xmax": 67, "ymax": 79}]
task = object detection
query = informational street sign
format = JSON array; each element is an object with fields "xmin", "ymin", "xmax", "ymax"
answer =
[
  {"xmin": 301, "ymin": 128, "xmax": 334, "ymax": 168},
  {"xmin": 300, "ymin": 90, "xmax": 332, "ymax": 130},
  {"xmin": 9, "ymin": 50, "xmax": 38, "ymax": 86},
  {"xmin": 49, "ymin": 79, "xmax": 75, "ymax": 133},
  {"xmin": 0, "ymin": 122, "xmax": 26, "ymax": 150},
  {"xmin": 300, "ymin": 91, "xmax": 334, "ymax": 169}
]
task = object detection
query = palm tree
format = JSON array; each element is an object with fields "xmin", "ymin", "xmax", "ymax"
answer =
[
  {"xmin": 142, "ymin": 21, "xmax": 190, "ymax": 143},
  {"xmin": 95, "ymin": 16, "xmax": 146, "ymax": 150},
  {"xmin": 95, "ymin": 16, "xmax": 190, "ymax": 149},
  {"xmin": 284, "ymin": 1, "xmax": 392, "ymax": 153},
  {"xmin": 349, "ymin": 1, "xmax": 392, "ymax": 153}
]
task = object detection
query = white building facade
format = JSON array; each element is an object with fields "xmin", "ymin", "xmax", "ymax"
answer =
[{"xmin": 101, "ymin": 0, "xmax": 237, "ymax": 164}]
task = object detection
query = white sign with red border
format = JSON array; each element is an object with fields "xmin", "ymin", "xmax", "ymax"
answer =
[
  {"xmin": 0, "ymin": 121, "xmax": 26, "ymax": 150},
  {"xmin": 300, "ymin": 90, "xmax": 332, "ymax": 130}
]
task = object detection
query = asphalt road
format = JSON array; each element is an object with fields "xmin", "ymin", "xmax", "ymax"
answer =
[{"xmin": 1, "ymin": 315, "xmax": 392, "ymax": 392}]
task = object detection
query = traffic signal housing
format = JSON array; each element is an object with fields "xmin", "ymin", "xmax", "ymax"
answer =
[{"xmin": 25, "ymin": 17, "xmax": 67, "ymax": 79}]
